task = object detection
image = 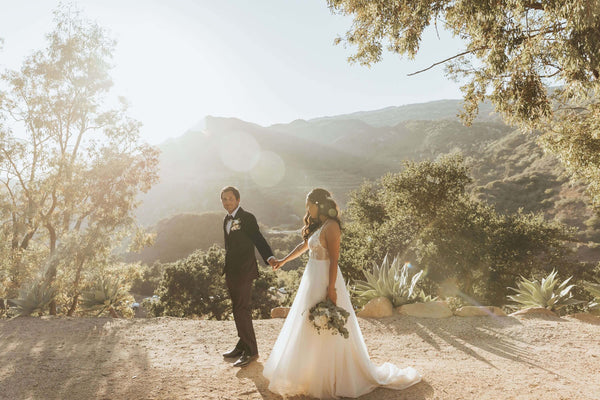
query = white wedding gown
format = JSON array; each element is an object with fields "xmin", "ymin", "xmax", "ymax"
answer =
[{"xmin": 263, "ymin": 225, "xmax": 421, "ymax": 399}]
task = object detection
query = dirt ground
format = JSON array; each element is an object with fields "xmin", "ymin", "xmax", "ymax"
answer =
[{"xmin": 1, "ymin": 313, "xmax": 599, "ymax": 400}]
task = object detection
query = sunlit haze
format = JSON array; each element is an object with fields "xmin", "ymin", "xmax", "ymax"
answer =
[{"xmin": 0, "ymin": 0, "xmax": 466, "ymax": 144}]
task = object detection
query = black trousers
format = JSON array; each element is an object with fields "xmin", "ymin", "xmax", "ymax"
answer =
[{"xmin": 226, "ymin": 275, "xmax": 258, "ymax": 356}]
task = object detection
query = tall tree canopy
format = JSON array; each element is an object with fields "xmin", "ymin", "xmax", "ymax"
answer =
[
  {"xmin": 0, "ymin": 6, "xmax": 159, "ymax": 315},
  {"xmin": 327, "ymin": 0, "xmax": 600, "ymax": 212}
]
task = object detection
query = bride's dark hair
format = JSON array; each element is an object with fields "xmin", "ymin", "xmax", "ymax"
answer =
[{"xmin": 302, "ymin": 188, "xmax": 342, "ymax": 241}]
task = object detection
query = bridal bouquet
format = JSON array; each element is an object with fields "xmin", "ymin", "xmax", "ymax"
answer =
[{"xmin": 307, "ymin": 299, "xmax": 350, "ymax": 339}]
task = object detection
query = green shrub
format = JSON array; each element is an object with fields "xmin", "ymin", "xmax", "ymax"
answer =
[
  {"xmin": 150, "ymin": 245, "xmax": 283, "ymax": 320},
  {"xmin": 130, "ymin": 261, "xmax": 164, "ymax": 296},
  {"xmin": 341, "ymin": 155, "xmax": 575, "ymax": 306}
]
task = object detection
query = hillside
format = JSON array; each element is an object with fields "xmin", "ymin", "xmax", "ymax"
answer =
[
  {"xmin": 132, "ymin": 99, "xmax": 600, "ymax": 261},
  {"xmin": 1, "ymin": 314, "xmax": 599, "ymax": 399},
  {"xmin": 123, "ymin": 212, "xmax": 225, "ymax": 264}
]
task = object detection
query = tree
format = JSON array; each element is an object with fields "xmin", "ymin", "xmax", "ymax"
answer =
[
  {"xmin": 0, "ymin": 5, "xmax": 159, "ymax": 315},
  {"xmin": 327, "ymin": 0, "xmax": 600, "ymax": 212},
  {"xmin": 341, "ymin": 155, "xmax": 575, "ymax": 304}
]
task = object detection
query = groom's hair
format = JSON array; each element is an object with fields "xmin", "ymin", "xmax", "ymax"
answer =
[{"xmin": 220, "ymin": 186, "xmax": 240, "ymax": 200}]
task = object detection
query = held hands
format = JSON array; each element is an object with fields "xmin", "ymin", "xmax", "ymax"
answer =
[
  {"xmin": 326, "ymin": 284, "xmax": 337, "ymax": 305},
  {"xmin": 270, "ymin": 258, "xmax": 284, "ymax": 271}
]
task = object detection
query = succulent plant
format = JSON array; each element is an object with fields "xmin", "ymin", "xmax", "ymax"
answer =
[
  {"xmin": 582, "ymin": 281, "xmax": 600, "ymax": 313},
  {"xmin": 507, "ymin": 269, "xmax": 583, "ymax": 311},
  {"xmin": 81, "ymin": 276, "xmax": 130, "ymax": 317},
  {"xmin": 351, "ymin": 253, "xmax": 425, "ymax": 307},
  {"xmin": 11, "ymin": 279, "xmax": 56, "ymax": 317}
]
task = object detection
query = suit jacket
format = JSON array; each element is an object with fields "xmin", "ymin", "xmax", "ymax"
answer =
[{"xmin": 222, "ymin": 207, "xmax": 274, "ymax": 280}]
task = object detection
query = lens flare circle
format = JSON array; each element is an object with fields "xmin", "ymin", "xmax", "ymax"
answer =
[
  {"xmin": 218, "ymin": 130, "xmax": 261, "ymax": 172},
  {"xmin": 250, "ymin": 150, "xmax": 285, "ymax": 187}
]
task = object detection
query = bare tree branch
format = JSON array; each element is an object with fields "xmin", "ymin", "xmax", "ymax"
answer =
[{"xmin": 408, "ymin": 47, "xmax": 487, "ymax": 76}]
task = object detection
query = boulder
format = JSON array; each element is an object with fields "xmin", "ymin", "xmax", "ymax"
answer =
[
  {"xmin": 397, "ymin": 301, "xmax": 453, "ymax": 318},
  {"xmin": 270, "ymin": 307, "xmax": 291, "ymax": 319},
  {"xmin": 509, "ymin": 307, "xmax": 558, "ymax": 317},
  {"xmin": 357, "ymin": 297, "xmax": 394, "ymax": 318},
  {"xmin": 454, "ymin": 306, "xmax": 507, "ymax": 317},
  {"xmin": 568, "ymin": 313, "xmax": 600, "ymax": 325}
]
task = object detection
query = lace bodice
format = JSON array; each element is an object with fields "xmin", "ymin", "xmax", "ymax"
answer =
[{"xmin": 308, "ymin": 225, "xmax": 329, "ymax": 260}]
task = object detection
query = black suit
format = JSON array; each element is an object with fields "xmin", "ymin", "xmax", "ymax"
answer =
[{"xmin": 223, "ymin": 207, "xmax": 274, "ymax": 356}]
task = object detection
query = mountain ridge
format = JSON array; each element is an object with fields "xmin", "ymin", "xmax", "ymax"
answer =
[{"xmin": 134, "ymin": 99, "xmax": 600, "ymax": 254}]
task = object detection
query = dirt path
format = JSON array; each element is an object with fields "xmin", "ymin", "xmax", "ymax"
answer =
[{"xmin": 1, "ymin": 314, "xmax": 599, "ymax": 399}]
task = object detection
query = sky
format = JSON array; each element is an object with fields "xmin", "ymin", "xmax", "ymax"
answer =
[{"xmin": 0, "ymin": 0, "xmax": 467, "ymax": 145}]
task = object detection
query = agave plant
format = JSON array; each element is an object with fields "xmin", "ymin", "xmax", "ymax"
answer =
[
  {"xmin": 11, "ymin": 279, "xmax": 57, "ymax": 317},
  {"xmin": 81, "ymin": 277, "xmax": 130, "ymax": 317},
  {"xmin": 351, "ymin": 254, "xmax": 425, "ymax": 307},
  {"xmin": 507, "ymin": 269, "xmax": 583, "ymax": 311},
  {"xmin": 583, "ymin": 281, "xmax": 600, "ymax": 313}
]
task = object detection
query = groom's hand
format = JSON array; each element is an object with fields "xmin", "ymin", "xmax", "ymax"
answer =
[
  {"xmin": 268, "ymin": 257, "xmax": 278, "ymax": 269},
  {"xmin": 271, "ymin": 259, "xmax": 283, "ymax": 271}
]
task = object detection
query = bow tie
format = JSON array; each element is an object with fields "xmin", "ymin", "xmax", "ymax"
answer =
[{"xmin": 225, "ymin": 214, "xmax": 234, "ymax": 221}]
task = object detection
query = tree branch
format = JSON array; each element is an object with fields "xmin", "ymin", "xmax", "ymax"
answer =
[
  {"xmin": 407, "ymin": 47, "xmax": 487, "ymax": 76},
  {"xmin": 525, "ymin": 2, "xmax": 544, "ymax": 11}
]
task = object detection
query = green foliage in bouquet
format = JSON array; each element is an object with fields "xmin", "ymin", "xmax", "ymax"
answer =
[
  {"xmin": 351, "ymin": 253, "xmax": 424, "ymax": 308},
  {"xmin": 507, "ymin": 270, "xmax": 583, "ymax": 312},
  {"xmin": 583, "ymin": 281, "xmax": 600, "ymax": 314},
  {"xmin": 307, "ymin": 298, "xmax": 350, "ymax": 339},
  {"xmin": 80, "ymin": 276, "xmax": 133, "ymax": 318},
  {"xmin": 11, "ymin": 279, "xmax": 57, "ymax": 317}
]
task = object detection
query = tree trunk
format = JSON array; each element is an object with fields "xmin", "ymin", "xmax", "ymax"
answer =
[
  {"xmin": 44, "ymin": 223, "xmax": 59, "ymax": 316},
  {"xmin": 46, "ymin": 223, "xmax": 56, "ymax": 253},
  {"xmin": 108, "ymin": 306, "xmax": 119, "ymax": 318},
  {"xmin": 20, "ymin": 229, "xmax": 36, "ymax": 250},
  {"xmin": 67, "ymin": 294, "xmax": 78, "ymax": 317},
  {"xmin": 48, "ymin": 301, "xmax": 57, "ymax": 316},
  {"xmin": 11, "ymin": 213, "xmax": 19, "ymax": 250},
  {"xmin": 462, "ymin": 270, "xmax": 475, "ymax": 300},
  {"xmin": 66, "ymin": 256, "xmax": 86, "ymax": 317}
]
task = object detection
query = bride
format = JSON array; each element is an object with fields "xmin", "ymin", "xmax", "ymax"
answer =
[{"xmin": 263, "ymin": 188, "xmax": 421, "ymax": 399}]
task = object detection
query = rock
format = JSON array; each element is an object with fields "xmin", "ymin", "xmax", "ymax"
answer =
[
  {"xmin": 357, "ymin": 297, "xmax": 394, "ymax": 318},
  {"xmin": 270, "ymin": 307, "xmax": 290, "ymax": 318},
  {"xmin": 454, "ymin": 306, "xmax": 507, "ymax": 317},
  {"xmin": 509, "ymin": 307, "xmax": 558, "ymax": 317},
  {"xmin": 397, "ymin": 301, "xmax": 453, "ymax": 318},
  {"xmin": 568, "ymin": 313, "xmax": 600, "ymax": 325}
]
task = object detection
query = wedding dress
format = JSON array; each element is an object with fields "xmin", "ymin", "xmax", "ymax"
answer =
[{"xmin": 263, "ymin": 224, "xmax": 421, "ymax": 399}]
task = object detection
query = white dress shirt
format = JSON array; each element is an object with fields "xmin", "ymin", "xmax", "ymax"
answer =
[{"xmin": 225, "ymin": 205, "xmax": 241, "ymax": 234}]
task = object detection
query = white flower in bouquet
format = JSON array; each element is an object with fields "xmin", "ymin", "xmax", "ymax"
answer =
[
  {"xmin": 315, "ymin": 315, "xmax": 328, "ymax": 328},
  {"xmin": 306, "ymin": 298, "xmax": 350, "ymax": 339}
]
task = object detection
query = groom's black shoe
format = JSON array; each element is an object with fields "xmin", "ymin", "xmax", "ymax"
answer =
[
  {"xmin": 222, "ymin": 347, "xmax": 244, "ymax": 358},
  {"xmin": 233, "ymin": 352, "xmax": 259, "ymax": 367}
]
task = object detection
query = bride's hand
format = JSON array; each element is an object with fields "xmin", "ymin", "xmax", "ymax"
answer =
[
  {"xmin": 273, "ymin": 259, "xmax": 284, "ymax": 271},
  {"xmin": 327, "ymin": 285, "xmax": 337, "ymax": 305}
]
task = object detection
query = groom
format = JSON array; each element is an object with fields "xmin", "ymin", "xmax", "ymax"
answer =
[{"xmin": 220, "ymin": 186, "xmax": 276, "ymax": 367}]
